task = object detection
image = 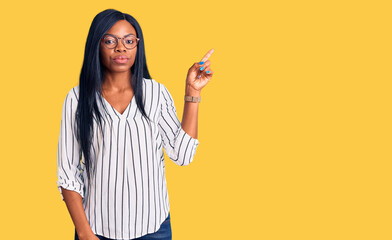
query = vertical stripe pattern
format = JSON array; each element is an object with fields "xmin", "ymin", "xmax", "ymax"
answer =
[{"xmin": 56, "ymin": 78, "xmax": 199, "ymax": 240}]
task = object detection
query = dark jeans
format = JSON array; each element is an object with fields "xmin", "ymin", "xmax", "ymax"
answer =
[{"xmin": 75, "ymin": 213, "xmax": 172, "ymax": 240}]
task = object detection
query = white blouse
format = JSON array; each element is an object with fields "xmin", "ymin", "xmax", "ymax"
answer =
[{"xmin": 56, "ymin": 78, "xmax": 199, "ymax": 239}]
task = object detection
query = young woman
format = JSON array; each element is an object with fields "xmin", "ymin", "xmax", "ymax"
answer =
[{"xmin": 56, "ymin": 9, "xmax": 214, "ymax": 240}]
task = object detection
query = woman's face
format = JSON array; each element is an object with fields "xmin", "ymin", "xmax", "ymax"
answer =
[{"xmin": 100, "ymin": 20, "xmax": 138, "ymax": 73}]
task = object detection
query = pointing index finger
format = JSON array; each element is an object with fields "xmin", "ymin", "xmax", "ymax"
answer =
[{"xmin": 200, "ymin": 48, "xmax": 215, "ymax": 62}]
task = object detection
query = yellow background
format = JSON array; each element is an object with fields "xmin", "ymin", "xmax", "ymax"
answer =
[{"xmin": 0, "ymin": 0, "xmax": 391, "ymax": 239}]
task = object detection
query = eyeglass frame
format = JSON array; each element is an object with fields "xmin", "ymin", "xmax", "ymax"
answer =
[{"xmin": 102, "ymin": 33, "xmax": 140, "ymax": 50}]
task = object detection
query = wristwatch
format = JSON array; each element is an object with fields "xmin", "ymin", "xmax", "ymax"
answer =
[{"xmin": 184, "ymin": 95, "xmax": 201, "ymax": 103}]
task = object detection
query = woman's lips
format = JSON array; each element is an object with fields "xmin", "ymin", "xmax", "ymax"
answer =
[{"xmin": 113, "ymin": 58, "xmax": 129, "ymax": 64}]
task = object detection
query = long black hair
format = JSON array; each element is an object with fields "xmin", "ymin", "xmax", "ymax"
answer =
[{"xmin": 75, "ymin": 9, "xmax": 152, "ymax": 184}]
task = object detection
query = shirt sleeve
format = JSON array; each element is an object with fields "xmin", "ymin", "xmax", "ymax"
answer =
[
  {"xmin": 56, "ymin": 89, "xmax": 85, "ymax": 200},
  {"xmin": 157, "ymin": 83, "xmax": 200, "ymax": 166}
]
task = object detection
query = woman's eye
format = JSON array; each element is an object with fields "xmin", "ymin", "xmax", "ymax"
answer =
[{"xmin": 126, "ymin": 40, "xmax": 134, "ymax": 44}]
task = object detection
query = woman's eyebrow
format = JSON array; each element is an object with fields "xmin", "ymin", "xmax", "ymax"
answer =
[{"xmin": 107, "ymin": 33, "xmax": 136, "ymax": 37}]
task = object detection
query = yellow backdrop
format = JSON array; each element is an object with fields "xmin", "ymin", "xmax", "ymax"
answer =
[{"xmin": 0, "ymin": 0, "xmax": 391, "ymax": 239}]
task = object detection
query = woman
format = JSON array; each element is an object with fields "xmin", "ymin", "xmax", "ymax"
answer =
[{"xmin": 56, "ymin": 9, "xmax": 214, "ymax": 240}]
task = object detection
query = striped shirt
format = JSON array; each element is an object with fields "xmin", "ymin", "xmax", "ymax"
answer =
[{"xmin": 56, "ymin": 78, "xmax": 199, "ymax": 239}]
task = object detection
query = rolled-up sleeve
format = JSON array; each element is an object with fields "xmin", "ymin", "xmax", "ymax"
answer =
[
  {"xmin": 157, "ymin": 83, "xmax": 200, "ymax": 166},
  {"xmin": 56, "ymin": 90, "xmax": 85, "ymax": 200}
]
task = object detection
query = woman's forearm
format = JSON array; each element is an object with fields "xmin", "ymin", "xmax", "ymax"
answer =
[
  {"xmin": 61, "ymin": 187, "xmax": 94, "ymax": 239},
  {"xmin": 181, "ymin": 85, "xmax": 200, "ymax": 139}
]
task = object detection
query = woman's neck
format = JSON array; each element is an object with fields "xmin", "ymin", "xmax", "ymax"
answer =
[{"xmin": 102, "ymin": 70, "xmax": 133, "ymax": 92}]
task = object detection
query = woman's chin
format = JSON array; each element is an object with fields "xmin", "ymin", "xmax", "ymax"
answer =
[{"xmin": 108, "ymin": 65, "xmax": 132, "ymax": 72}]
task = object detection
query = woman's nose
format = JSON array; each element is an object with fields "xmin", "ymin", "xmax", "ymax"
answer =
[{"xmin": 115, "ymin": 41, "xmax": 127, "ymax": 52}]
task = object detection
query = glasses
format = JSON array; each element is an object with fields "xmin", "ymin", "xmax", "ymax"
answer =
[{"xmin": 102, "ymin": 33, "xmax": 140, "ymax": 50}]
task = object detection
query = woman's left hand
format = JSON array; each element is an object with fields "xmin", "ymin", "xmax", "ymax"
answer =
[{"xmin": 185, "ymin": 48, "xmax": 214, "ymax": 93}]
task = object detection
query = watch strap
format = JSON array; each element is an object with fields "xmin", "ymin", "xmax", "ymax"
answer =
[{"xmin": 184, "ymin": 95, "xmax": 201, "ymax": 103}]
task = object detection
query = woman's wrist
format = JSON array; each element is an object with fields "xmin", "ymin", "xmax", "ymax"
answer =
[
  {"xmin": 78, "ymin": 230, "xmax": 96, "ymax": 240},
  {"xmin": 185, "ymin": 85, "xmax": 201, "ymax": 97}
]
